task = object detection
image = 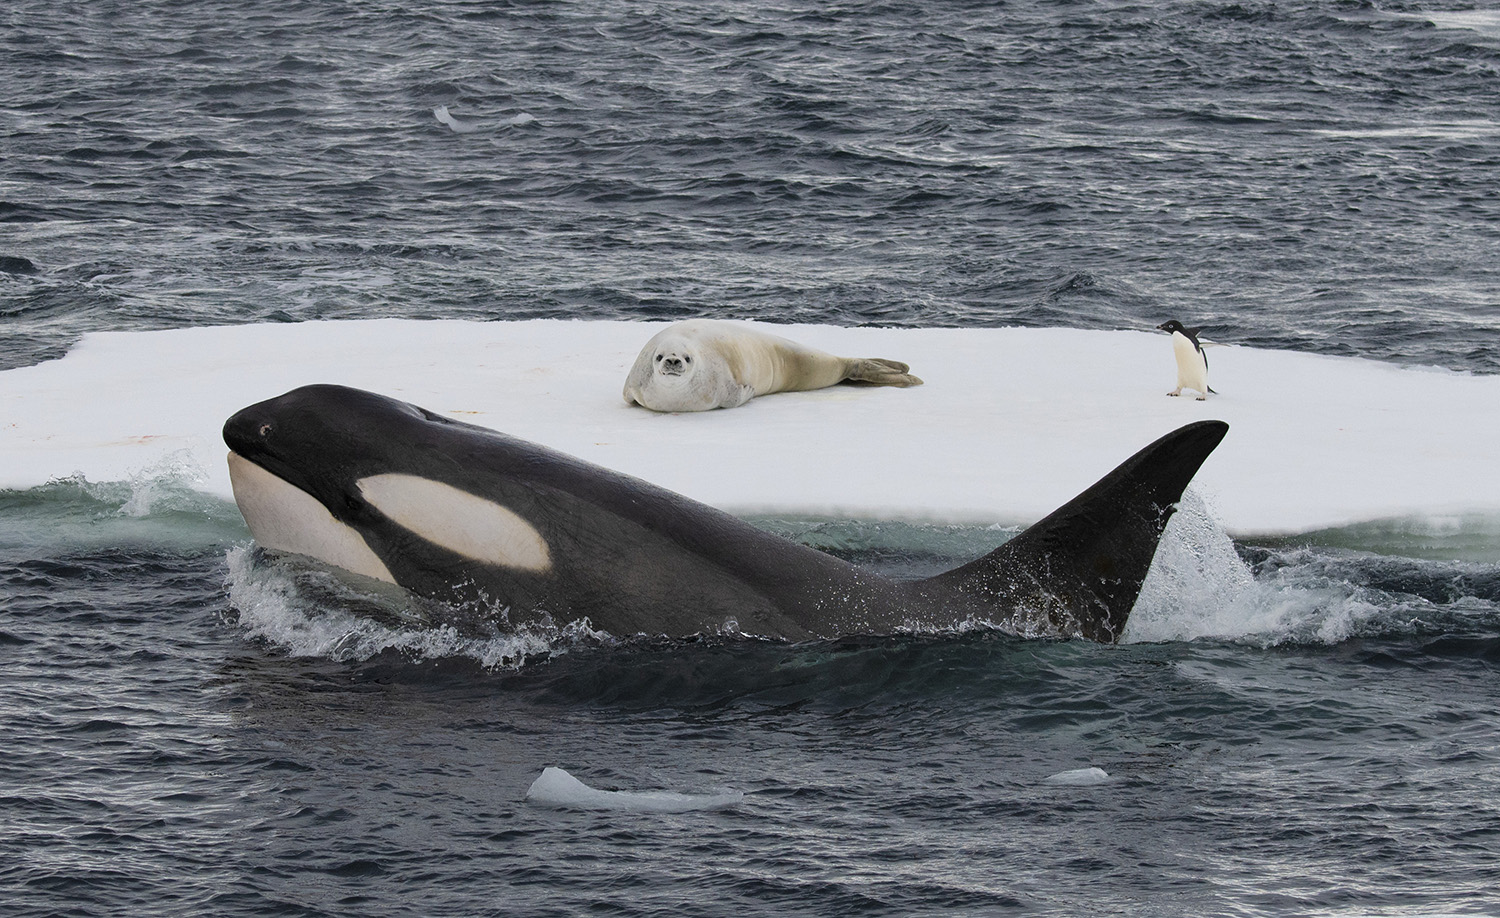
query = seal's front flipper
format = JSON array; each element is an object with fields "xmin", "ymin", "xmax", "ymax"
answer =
[
  {"xmin": 920, "ymin": 420, "xmax": 1229, "ymax": 642},
  {"xmin": 845, "ymin": 358, "xmax": 924, "ymax": 387}
]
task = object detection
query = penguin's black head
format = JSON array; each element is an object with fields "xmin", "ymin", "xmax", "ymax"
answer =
[{"xmin": 1157, "ymin": 320, "xmax": 1185, "ymax": 334}]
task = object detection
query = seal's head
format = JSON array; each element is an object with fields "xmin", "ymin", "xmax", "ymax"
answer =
[
  {"xmin": 651, "ymin": 335, "xmax": 699, "ymax": 381},
  {"xmin": 623, "ymin": 326, "xmax": 746, "ymax": 412},
  {"xmin": 629, "ymin": 332, "xmax": 722, "ymax": 410}
]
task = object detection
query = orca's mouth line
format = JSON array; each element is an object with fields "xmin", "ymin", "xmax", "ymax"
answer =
[
  {"xmin": 225, "ymin": 448, "xmax": 317, "ymax": 504},
  {"xmin": 223, "ymin": 401, "xmax": 319, "ymax": 499},
  {"xmin": 227, "ymin": 449, "xmax": 285, "ymax": 484}
]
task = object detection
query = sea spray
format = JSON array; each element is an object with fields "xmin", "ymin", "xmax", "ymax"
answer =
[
  {"xmin": 1128, "ymin": 490, "xmax": 1386, "ymax": 646},
  {"xmin": 0, "ymin": 469, "xmax": 244, "ymax": 555},
  {"xmin": 224, "ymin": 545, "xmax": 603, "ymax": 668}
]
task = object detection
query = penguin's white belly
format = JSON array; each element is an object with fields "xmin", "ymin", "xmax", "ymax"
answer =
[{"xmin": 1171, "ymin": 332, "xmax": 1210, "ymax": 395}]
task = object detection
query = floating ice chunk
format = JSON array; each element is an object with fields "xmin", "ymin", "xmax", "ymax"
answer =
[
  {"xmin": 525, "ymin": 767, "xmax": 743, "ymax": 813},
  {"xmin": 8, "ymin": 320, "xmax": 1500, "ymax": 536},
  {"xmin": 433, "ymin": 106, "xmax": 535, "ymax": 133},
  {"xmin": 1401, "ymin": 10, "xmax": 1500, "ymax": 39},
  {"xmin": 1044, "ymin": 766, "xmax": 1111, "ymax": 786},
  {"xmin": 432, "ymin": 105, "xmax": 479, "ymax": 134}
]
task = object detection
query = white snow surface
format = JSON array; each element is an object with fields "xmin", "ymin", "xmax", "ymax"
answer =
[{"xmin": 3, "ymin": 319, "xmax": 1496, "ymax": 536}]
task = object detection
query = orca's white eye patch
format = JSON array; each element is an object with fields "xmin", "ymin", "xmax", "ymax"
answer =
[{"xmin": 356, "ymin": 474, "xmax": 552, "ymax": 572}]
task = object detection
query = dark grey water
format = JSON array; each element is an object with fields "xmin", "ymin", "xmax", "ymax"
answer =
[
  {"xmin": 3, "ymin": 1, "xmax": 1500, "ymax": 915},
  {"xmin": 4, "ymin": 0, "xmax": 1500, "ymax": 372}
]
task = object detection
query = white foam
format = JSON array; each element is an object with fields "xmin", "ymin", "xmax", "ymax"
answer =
[
  {"xmin": 525, "ymin": 766, "xmax": 744, "ymax": 813},
  {"xmin": 224, "ymin": 545, "xmax": 580, "ymax": 668},
  {"xmin": 1127, "ymin": 491, "xmax": 1395, "ymax": 645},
  {"xmin": 4, "ymin": 319, "xmax": 1499, "ymax": 537}
]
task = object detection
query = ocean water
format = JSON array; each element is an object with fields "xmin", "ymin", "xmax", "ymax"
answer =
[{"xmin": 3, "ymin": 1, "xmax": 1500, "ymax": 915}]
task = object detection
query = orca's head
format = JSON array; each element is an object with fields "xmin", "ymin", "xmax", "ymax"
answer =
[
  {"xmin": 224, "ymin": 385, "xmax": 434, "ymax": 508},
  {"xmin": 224, "ymin": 385, "xmax": 444, "ymax": 581},
  {"xmin": 224, "ymin": 385, "xmax": 552, "ymax": 581}
]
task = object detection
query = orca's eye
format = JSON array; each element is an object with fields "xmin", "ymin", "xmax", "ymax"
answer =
[{"xmin": 258, "ymin": 424, "xmax": 272, "ymax": 438}]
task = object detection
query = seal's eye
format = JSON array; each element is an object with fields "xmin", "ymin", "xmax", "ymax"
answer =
[
  {"xmin": 259, "ymin": 424, "xmax": 272, "ymax": 438},
  {"xmin": 683, "ymin": 355, "xmax": 692, "ymax": 363},
  {"xmin": 655, "ymin": 354, "xmax": 663, "ymax": 363}
]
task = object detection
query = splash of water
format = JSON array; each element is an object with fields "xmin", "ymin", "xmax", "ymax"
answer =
[
  {"xmin": 114, "ymin": 449, "xmax": 209, "ymax": 518},
  {"xmin": 0, "ymin": 458, "xmax": 243, "ymax": 554},
  {"xmin": 224, "ymin": 545, "xmax": 605, "ymax": 669},
  {"xmin": 1128, "ymin": 489, "xmax": 1386, "ymax": 646}
]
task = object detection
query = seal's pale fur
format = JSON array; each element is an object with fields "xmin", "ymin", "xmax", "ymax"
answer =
[{"xmin": 623, "ymin": 319, "xmax": 922, "ymax": 412}]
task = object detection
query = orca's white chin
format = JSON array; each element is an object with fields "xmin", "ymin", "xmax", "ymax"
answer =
[{"xmin": 226, "ymin": 451, "xmax": 396, "ymax": 584}]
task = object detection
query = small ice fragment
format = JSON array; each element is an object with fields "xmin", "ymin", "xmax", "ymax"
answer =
[
  {"xmin": 1044, "ymin": 766, "xmax": 1111, "ymax": 786},
  {"xmin": 433, "ymin": 105, "xmax": 479, "ymax": 134},
  {"xmin": 525, "ymin": 766, "xmax": 743, "ymax": 813}
]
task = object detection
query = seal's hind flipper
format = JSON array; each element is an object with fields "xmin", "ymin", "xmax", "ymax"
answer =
[
  {"xmin": 845, "ymin": 358, "xmax": 924, "ymax": 387},
  {"xmin": 920, "ymin": 421, "xmax": 1229, "ymax": 642}
]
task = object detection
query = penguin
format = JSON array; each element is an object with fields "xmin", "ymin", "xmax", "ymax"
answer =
[{"xmin": 1157, "ymin": 320, "xmax": 1215, "ymax": 400}]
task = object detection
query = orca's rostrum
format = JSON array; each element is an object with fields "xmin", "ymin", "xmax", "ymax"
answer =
[{"xmin": 224, "ymin": 384, "xmax": 1228, "ymax": 643}]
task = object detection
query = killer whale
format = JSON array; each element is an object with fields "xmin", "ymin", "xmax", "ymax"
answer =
[{"xmin": 223, "ymin": 384, "xmax": 1228, "ymax": 643}]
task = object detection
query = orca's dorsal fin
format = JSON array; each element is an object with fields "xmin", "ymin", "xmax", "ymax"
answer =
[{"xmin": 921, "ymin": 421, "xmax": 1229, "ymax": 642}]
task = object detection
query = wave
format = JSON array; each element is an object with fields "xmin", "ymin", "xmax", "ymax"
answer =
[{"xmin": 0, "ymin": 457, "xmax": 245, "ymax": 557}]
